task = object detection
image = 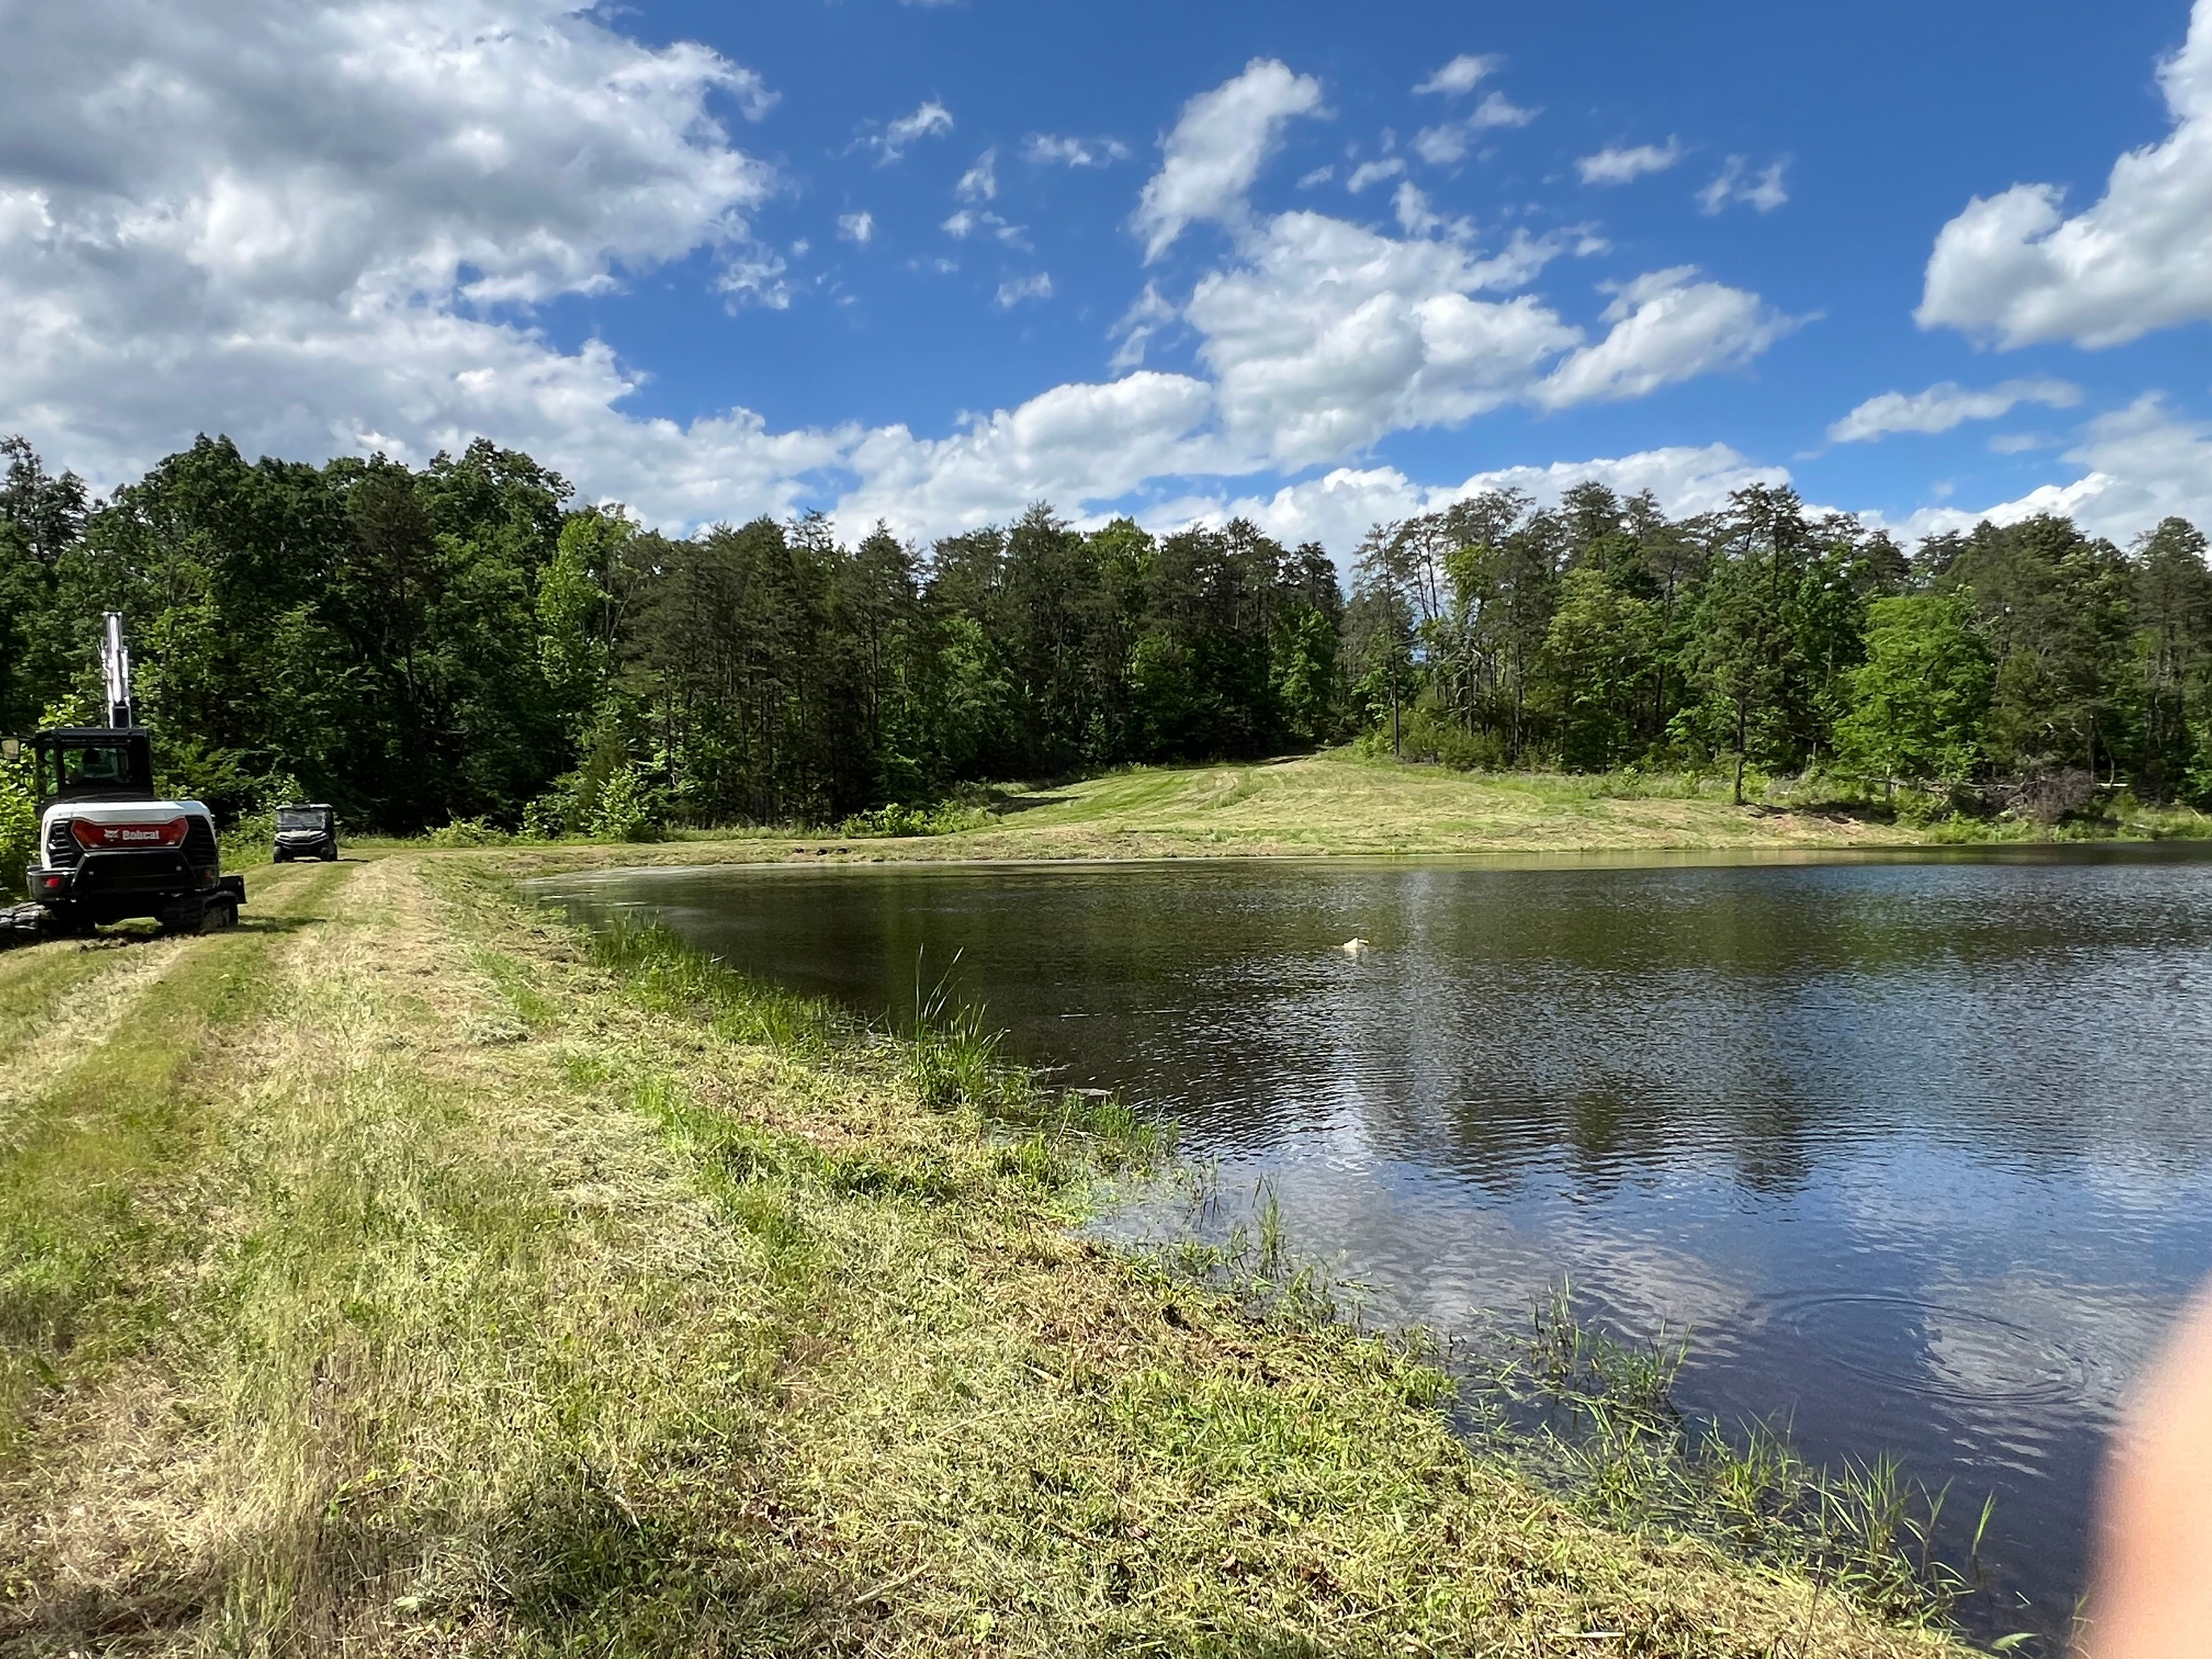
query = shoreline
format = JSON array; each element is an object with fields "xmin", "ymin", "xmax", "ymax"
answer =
[
  {"xmin": 342, "ymin": 752, "xmax": 2212, "ymax": 878},
  {"xmin": 0, "ymin": 848, "xmax": 1974, "ymax": 1655}
]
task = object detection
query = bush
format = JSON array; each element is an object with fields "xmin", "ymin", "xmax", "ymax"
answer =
[
  {"xmin": 427, "ymin": 817, "xmax": 511, "ymax": 848},
  {"xmin": 1384, "ymin": 708, "xmax": 1508, "ymax": 772},
  {"xmin": 586, "ymin": 765, "xmax": 664, "ymax": 843},
  {"xmin": 0, "ymin": 748, "xmax": 35, "ymax": 899},
  {"xmin": 1995, "ymin": 768, "xmax": 2101, "ymax": 826},
  {"xmin": 519, "ymin": 795, "xmax": 567, "ymax": 840},
  {"xmin": 839, "ymin": 800, "xmax": 992, "ymax": 838}
]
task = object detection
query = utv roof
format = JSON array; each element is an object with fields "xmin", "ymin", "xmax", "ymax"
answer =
[{"xmin": 36, "ymin": 726, "xmax": 153, "ymax": 740}]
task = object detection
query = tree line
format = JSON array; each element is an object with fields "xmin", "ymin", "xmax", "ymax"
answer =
[
  {"xmin": 1346, "ymin": 480, "xmax": 2211, "ymax": 808},
  {"xmin": 3, "ymin": 431, "xmax": 2210, "ymax": 847}
]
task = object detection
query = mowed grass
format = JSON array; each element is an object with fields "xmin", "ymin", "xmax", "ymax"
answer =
[
  {"xmin": 473, "ymin": 753, "xmax": 1919, "ymax": 885},
  {"xmin": 946, "ymin": 753, "xmax": 1900, "ymax": 857},
  {"xmin": 0, "ymin": 850, "xmax": 1967, "ymax": 1656}
]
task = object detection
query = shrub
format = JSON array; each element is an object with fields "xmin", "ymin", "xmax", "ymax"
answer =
[
  {"xmin": 0, "ymin": 747, "xmax": 34, "ymax": 899},
  {"xmin": 586, "ymin": 765, "xmax": 664, "ymax": 843},
  {"xmin": 427, "ymin": 817, "xmax": 511, "ymax": 848},
  {"xmin": 839, "ymin": 800, "xmax": 992, "ymax": 838}
]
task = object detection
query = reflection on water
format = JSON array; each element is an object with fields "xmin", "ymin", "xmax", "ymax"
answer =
[{"xmin": 529, "ymin": 846, "xmax": 2212, "ymax": 1637}]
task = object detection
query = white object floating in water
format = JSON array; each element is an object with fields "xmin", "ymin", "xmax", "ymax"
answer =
[{"xmin": 1339, "ymin": 938, "xmax": 1373, "ymax": 957}]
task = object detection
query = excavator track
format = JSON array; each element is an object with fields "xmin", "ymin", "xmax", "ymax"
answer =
[{"xmin": 1, "ymin": 904, "xmax": 53, "ymax": 944}]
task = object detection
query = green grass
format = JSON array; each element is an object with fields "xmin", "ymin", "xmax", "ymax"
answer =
[
  {"xmin": 0, "ymin": 850, "xmax": 1972, "ymax": 1656},
  {"xmin": 370, "ymin": 748, "xmax": 2212, "ymax": 873}
]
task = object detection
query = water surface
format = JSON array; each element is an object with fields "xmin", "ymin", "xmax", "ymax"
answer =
[{"xmin": 532, "ymin": 847, "xmax": 2212, "ymax": 1637}]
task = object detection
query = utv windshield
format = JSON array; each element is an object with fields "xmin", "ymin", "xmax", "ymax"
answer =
[{"xmin": 276, "ymin": 808, "xmax": 330, "ymax": 832}]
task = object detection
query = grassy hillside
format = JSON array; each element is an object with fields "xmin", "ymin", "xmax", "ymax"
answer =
[
  {"xmin": 942, "ymin": 753, "xmax": 1912, "ymax": 859},
  {"xmin": 0, "ymin": 851, "xmax": 1971, "ymax": 1656}
]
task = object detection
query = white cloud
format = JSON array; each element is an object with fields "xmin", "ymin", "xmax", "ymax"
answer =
[
  {"xmin": 872, "ymin": 99, "xmax": 953, "ymax": 164},
  {"xmin": 1109, "ymin": 280, "xmax": 1179, "ymax": 371},
  {"xmin": 1577, "ymin": 139, "xmax": 1684, "ymax": 186},
  {"xmin": 1391, "ymin": 182, "xmax": 1446, "ymax": 237},
  {"xmin": 719, "ymin": 249, "xmax": 791, "ymax": 311},
  {"xmin": 0, "ymin": 0, "xmax": 800, "ymax": 503},
  {"xmin": 1131, "ymin": 58, "xmax": 1325, "ymax": 261},
  {"xmin": 1297, "ymin": 166, "xmax": 1334, "ymax": 189},
  {"xmin": 1533, "ymin": 268, "xmax": 1801, "ymax": 409},
  {"xmin": 1827, "ymin": 378, "xmax": 2081, "ymax": 444},
  {"xmin": 941, "ymin": 207, "xmax": 1026, "ymax": 247},
  {"xmin": 995, "ymin": 272, "xmax": 1053, "ymax": 307},
  {"xmin": 0, "ymin": 9, "xmax": 1816, "ymax": 558},
  {"xmin": 1184, "ymin": 210, "xmax": 1655, "ymax": 467},
  {"xmin": 1920, "ymin": 1, "xmax": 2212, "ymax": 347},
  {"xmin": 1989, "ymin": 431, "xmax": 2059, "ymax": 455},
  {"xmin": 1412, "ymin": 94, "xmax": 1538, "ymax": 166},
  {"xmin": 1413, "ymin": 54, "xmax": 1497, "ymax": 97},
  {"xmin": 836, "ymin": 210, "xmax": 874, "ymax": 245},
  {"xmin": 831, "ymin": 371, "xmax": 1222, "ymax": 537},
  {"xmin": 1022, "ymin": 133, "xmax": 1132, "ymax": 168},
  {"xmin": 1696, "ymin": 156, "xmax": 1788, "ymax": 215},
  {"xmin": 1166, "ymin": 443, "xmax": 1787, "ymax": 555},
  {"xmin": 1891, "ymin": 394, "xmax": 2212, "ymax": 545},
  {"xmin": 955, "ymin": 149, "xmax": 997, "ymax": 201},
  {"xmin": 1346, "ymin": 157, "xmax": 1406, "ymax": 193}
]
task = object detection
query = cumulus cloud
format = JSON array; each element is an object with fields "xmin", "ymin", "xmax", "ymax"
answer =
[
  {"xmin": 871, "ymin": 99, "xmax": 954, "ymax": 163},
  {"xmin": 1391, "ymin": 182, "xmax": 1448, "ymax": 237},
  {"xmin": 1578, "ymin": 139, "xmax": 1684, "ymax": 185},
  {"xmin": 1891, "ymin": 394, "xmax": 2212, "ymax": 545},
  {"xmin": 1827, "ymin": 379, "xmax": 2082, "ymax": 444},
  {"xmin": 0, "ymin": 18, "xmax": 1819, "ymax": 555},
  {"xmin": 941, "ymin": 208, "xmax": 1026, "ymax": 247},
  {"xmin": 1164, "ymin": 443, "xmax": 1788, "ymax": 554},
  {"xmin": 1413, "ymin": 94, "xmax": 1538, "ymax": 166},
  {"xmin": 1346, "ymin": 157, "xmax": 1407, "ymax": 193},
  {"xmin": 1184, "ymin": 211, "xmax": 1583, "ymax": 466},
  {"xmin": 955, "ymin": 149, "xmax": 997, "ymax": 201},
  {"xmin": 1022, "ymin": 133, "xmax": 1132, "ymax": 168},
  {"xmin": 0, "ymin": 0, "xmax": 798, "ymax": 503},
  {"xmin": 1413, "ymin": 54, "xmax": 1497, "ymax": 97},
  {"xmin": 995, "ymin": 272, "xmax": 1053, "ymax": 307},
  {"xmin": 1109, "ymin": 281, "xmax": 1179, "ymax": 371},
  {"xmin": 836, "ymin": 210, "xmax": 874, "ymax": 245},
  {"xmin": 1920, "ymin": 1, "xmax": 2212, "ymax": 347},
  {"xmin": 1696, "ymin": 156, "xmax": 1788, "ymax": 215},
  {"xmin": 1533, "ymin": 268, "xmax": 1801, "ymax": 409},
  {"xmin": 1407, "ymin": 52, "xmax": 1532, "ymax": 164},
  {"xmin": 1174, "ymin": 212, "xmax": 1787, "ymax": 470},
  {"xmin": 832, "ymin": 371, "xmax": 1222, "ymax": 536},
  {"xmin": 1131, "ymin": 58, "xmax": 1325, "ymax": 261}
]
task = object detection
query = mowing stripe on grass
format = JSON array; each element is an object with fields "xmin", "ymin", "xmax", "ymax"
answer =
[{"xmin": 0, "ymin": 863, "xmax": 351, "ymax": 1444}]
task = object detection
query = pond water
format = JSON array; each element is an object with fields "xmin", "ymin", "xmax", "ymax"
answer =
[{"xmin": 529, "ymin": 847, "xmax": 2212, "ymax": 1638}]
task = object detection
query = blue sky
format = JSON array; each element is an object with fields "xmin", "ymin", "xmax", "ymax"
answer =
[{"xmin": 7, "ymin": 0, "xmax": 2212, "ymax": 555}]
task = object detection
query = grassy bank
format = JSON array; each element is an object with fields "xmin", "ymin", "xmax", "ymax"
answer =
[
  {"xmin": 0, "ymin": 848, "xmax": 1974, "ymax": 1656},
  {"xmin": 369, "ymin": 752, "xmax": 2212, "ymax": 873}
]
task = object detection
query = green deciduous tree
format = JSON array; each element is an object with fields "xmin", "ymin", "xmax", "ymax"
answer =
[{"xmin": 1833, "ymin": 595, "xmax": 1994, "ymax": 787}]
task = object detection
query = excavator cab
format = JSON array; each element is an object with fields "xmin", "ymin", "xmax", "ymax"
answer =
[{"xmin": 32, "ymin": 729, "xmax": 157, "ymax": 806}]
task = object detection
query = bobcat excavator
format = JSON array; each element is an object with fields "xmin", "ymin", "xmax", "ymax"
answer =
[{"xmin": 4, "ymin": 613, "xmax": 246, "ymax": 940}]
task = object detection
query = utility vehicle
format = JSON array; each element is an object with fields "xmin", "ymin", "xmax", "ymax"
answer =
[
  {"xmin": 272, "ymin": 803, "xmax": 337, "ymax": 862},
  {"xmin": 4, "ymin": 613, "xmax": 245, "ymax": 939}
]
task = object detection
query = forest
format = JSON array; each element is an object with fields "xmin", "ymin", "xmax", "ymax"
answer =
[{"xmin": 3, "ymin": 430, "xmax": 2210, "ymax": 856}]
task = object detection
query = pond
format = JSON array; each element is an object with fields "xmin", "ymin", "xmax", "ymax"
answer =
[{"xmin": 528, "ymin": 847, "xmax": 2212, "ymax": 1638}]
